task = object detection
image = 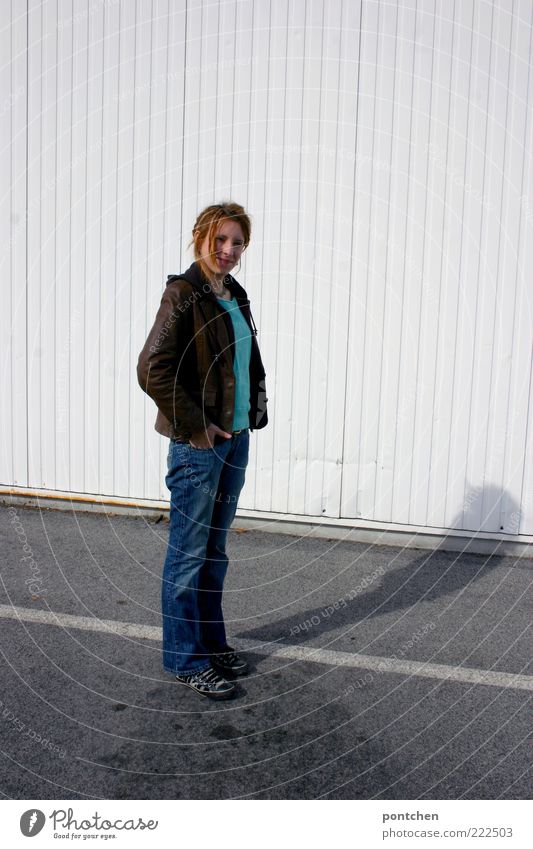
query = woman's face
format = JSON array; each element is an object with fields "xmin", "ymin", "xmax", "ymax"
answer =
[{"xmin": 199, "ymin": 219, "xmax": 246, "ymax": 277}]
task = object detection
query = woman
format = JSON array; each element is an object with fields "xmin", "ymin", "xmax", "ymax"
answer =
[{"xmin": 137, "ymin": 202, "xmax": 268, "ymax": 700}]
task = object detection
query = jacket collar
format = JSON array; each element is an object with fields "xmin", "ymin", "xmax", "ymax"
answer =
[{"xmin": 166, "ymin": 262, "xmax": 249, "ymax": 304}]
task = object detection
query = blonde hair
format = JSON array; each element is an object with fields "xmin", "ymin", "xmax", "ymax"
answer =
[{"xmin": 191, "ymin": 202, "xmax": 251, "ymax": 281}]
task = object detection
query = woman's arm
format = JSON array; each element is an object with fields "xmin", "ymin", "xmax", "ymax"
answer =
[{"xmin": 137, "ymin": 282, "xmax": 207, "ymax": 436}]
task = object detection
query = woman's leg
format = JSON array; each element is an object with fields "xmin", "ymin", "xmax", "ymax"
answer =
[
  {"xmin": 198, "ymin": 431, "xmax": 249, "ymax": 653},
  {"xmin": 162, "ymin": 440, "xmax": 226, "ymax": 674}
]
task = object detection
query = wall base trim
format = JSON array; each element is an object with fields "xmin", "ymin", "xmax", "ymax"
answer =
[{"xmin": 1, "ymin": 487, "xmax": 531, "ymax": 558}]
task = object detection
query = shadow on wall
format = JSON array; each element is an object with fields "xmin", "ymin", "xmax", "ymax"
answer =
[
  {"xmin": 236, "ymin": 485, "xmax": 520, "ymax": 646},
  {"xmin": 460, "ymin": 480, "xmax": 522, "ymax": 534}
]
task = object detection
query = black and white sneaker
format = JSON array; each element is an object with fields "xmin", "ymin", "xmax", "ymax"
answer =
[
  {"xmin": 210, "ymin": 646, "xmax": 248, "ymax": 678},
  {"xmin": 175, "ymin": 665, "xmax": 235, "ymax": 700}
]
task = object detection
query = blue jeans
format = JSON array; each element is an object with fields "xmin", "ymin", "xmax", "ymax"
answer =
[{"xmin": 162, "ymin": 430, "xmax": 249, "ymax": 674}]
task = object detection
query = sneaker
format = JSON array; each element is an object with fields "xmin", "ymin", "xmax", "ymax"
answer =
[
  {"xmin": 175, "ymin": 665, "xmax": 235, "ymax": 700},
  {"xmin": 210, "ymin": 646, "xmax": 248, "ymax": 678}
]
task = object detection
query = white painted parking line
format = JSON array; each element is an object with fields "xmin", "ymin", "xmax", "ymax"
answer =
[
  {"xmin": 0, "ymin": 604, "xmax": 160, "ymax": 640},
  {"xmin": 257, "ymin": 644, "xmax": 533, "ymax": 692},
  {"xmin": 1, "ymin": 603, "xmax": 531, "ymax": 692}
]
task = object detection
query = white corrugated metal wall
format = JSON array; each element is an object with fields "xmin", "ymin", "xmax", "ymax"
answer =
[{"xmin": 2, "ymin": 0, "xmax": 533, "ymax": 538}]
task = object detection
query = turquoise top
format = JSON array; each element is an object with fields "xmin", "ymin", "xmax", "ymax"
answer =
[{"xmin": 217, "ymin": 296, "xmax": 252, "ymax": 430}]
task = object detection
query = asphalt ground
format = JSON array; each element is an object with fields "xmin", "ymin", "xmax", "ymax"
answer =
[{"xmin": 0, "ymin": 503, "xmax": 531, "ymax": 800}]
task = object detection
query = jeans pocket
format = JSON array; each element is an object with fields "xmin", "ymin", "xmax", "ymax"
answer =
[{"xmin": 167, "ymin": 438, "xmax": 189, "ymax": 471}]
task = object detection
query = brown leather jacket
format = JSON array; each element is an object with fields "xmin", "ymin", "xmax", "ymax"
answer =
[{"xmin": 137, "ymin": 262, "xmax": 268, "ymax": 439}]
